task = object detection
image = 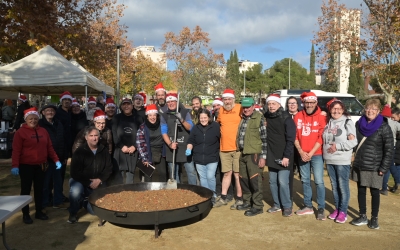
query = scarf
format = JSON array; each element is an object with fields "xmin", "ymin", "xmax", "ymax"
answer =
[
  {"xmin": 265, "ymin": 107, "xmax": 283, "ymax": 118},
  {"xmin": 145, "ymin": 117, "xmax": 160, "ymax": 131},
  {"xmin": 358, "ymin": 114, "xmax": 383, "ymax": 137}
]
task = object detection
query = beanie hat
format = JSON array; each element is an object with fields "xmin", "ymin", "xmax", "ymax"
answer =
[
  {"xmin": 60, "ymin": 91, "xmax": 73, "ymax": 102},
  {"xmin": 134, "ymin": 93, "xmax": 144, "ymax": 100},
  {"xmin": 266, "ymin": 94, "xmax": 281, "ymax": 103},
  {"xmin": 105, "ymin": 98, "xmax": 116, "ymax": 108},
  {"xmin": 24, "ymin": 107, "xmax": 39, "ymax": 120},
  {"xmin": 71, "ymin": 98, "xmax": 80, "ymax": 106},
  {"xmin": 154, "ymin": 82, "xmax": 166, "ymax": 93},
  {"xmin": 40, "ymin": 104, "xmax": 57, "ymax": 113},
  {"xmin": 212, "ymin": 97, "xmax": 223, "ymax": 106},
  {"xmin": 19, "ymin": 94, "xmax": 27, "ymax": 102},
  {"xmin": 222, "ymin": 89, "xmax": 235, "ymax": 98},
  {"xmin": 300, "ymin": 92, "xmax": 317, "ymax": 102},
  {"xmin": 87, "ymin": 97, "xmax": 96, "ymax": 104},
  {"xmin": 381, "ymin": 104, "xmax": 392, "ymax": 117},
  {"xmin": 93, "ymin": 109, "xmax": 107, "ymax": 121},
  {"xmin": 145, "ymin": 104, "xmax": 158, "ymax": 115},
  {"xmin": 166, "ymin": 93, "xmax": 178, "ymax": 102}
]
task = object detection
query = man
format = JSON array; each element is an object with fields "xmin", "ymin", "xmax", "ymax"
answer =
[
  {"xmin": 96, "ymin": 95, "xmax": 105, "ymax": 111},
  {"xmin": 190, "ymin": 96, "xmax": 203, "ymax": 125},
  {"xmin": 264, "ymin": 94, "xmax": 296, "ymax": 217},
  {"xmin": 380, "ymin": 104, "xmax": 400, "ymax": 195},
  {"xmin": 133, "ymin": 93, "xmax": 146, "ymax": 125},
  {"xmin": 39, "ymin": 104, "xmax": 68, "ymax": 210},
  {"xmin": 234, "ymin": 97, "xmax": 267, "ymax": 216},
  {"xmin": 154, "ymin": 82, "xmax": 167, "ymax": 113},
  {"xmin": 55, "ymin": 91, "xmax": 73, "ymax": 202},
  {"xmin": 392, "ymin": 107, "xmax": 400, "ymax": 193},
  {"xmin": 86, "ymin": 96, "xmax": 99, "ymax": 121},
  {"xmin": 214, "ymin": 89, "xmax": 243, "ymax": 209},
  {"xmin": 160, "ymin": 93, "xmax": 197, "ymax": 185},
  {"xmin": 68, "ymin": 126, "xmax": 112, "ymax": 224},
  {"xmin": 105, "ymin": 98, "xmax": 116, "ymax": 130},
  {"xmin": 293, "ymin": 91, "xmax": 327, "ymax": 220}
]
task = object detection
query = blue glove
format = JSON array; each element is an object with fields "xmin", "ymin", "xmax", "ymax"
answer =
[
  {"xmin": 11, "ymin": 168, "xmax": 19, "ymax": 176},
  {"xmin": 185, "ymin": 149, "xmax": 192, "ymax": 156},
  {"xmin": 55, "ymin": 161, "xmax": 62, "ymax": 170}
]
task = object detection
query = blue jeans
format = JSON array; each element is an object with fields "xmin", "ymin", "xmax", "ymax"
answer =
[
  {"xmin": 268, "ymin": 168, "xmax": 291, "ymax": 209},
  {"xmin": 168, "ymin": 161, "xmax": 197, "ymax": 185},
  {"xmin": 196, "ymin": 162, "xmax": 218, "ymax": 197},
  {"xmin": 383, "ymin": 148, "xmax": 397, "ymax": 190},
  {"xmin": 69, "ymin": 178, "xmax": 95, "ymax": 215},
  {"xmin": 326, "ymin": 164, "xmax": 350, "ymax": 213},
  {"xmin": 299, "ymin": 155, "xmax": 325, "ymax": 209},
  {"xmin": 42, "ymin": 161, "xmax": 63, "ymax": 207}
]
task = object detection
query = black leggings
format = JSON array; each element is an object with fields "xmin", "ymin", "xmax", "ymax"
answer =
[
  {"xmin": 357, "ymin": 182, "xmax": 380, "ymax": 217},
  {"xmin": 19, "ymin": 164, "xmax": 45, "ymax": 214}
]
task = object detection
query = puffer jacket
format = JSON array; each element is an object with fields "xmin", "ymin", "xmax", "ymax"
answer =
[{"xmin": 353, "ymin": 117, "xmax": 394, "ymax": 173}]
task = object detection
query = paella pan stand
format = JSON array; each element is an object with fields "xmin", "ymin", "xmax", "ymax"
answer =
[{"xmin": 89, "ymin": 182, "xmax": 213, "ymax": 238}]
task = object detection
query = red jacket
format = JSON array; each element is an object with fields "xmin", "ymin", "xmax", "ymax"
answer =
[
  {"xmin": 12, "ymin": 124, "xmax": 59, "ymax": 168},
  {"xmin": 293, "ymin": 107, "xmax": 326, "ymax": 155}
]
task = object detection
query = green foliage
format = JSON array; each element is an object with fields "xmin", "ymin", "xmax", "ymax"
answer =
[
  {"xmin": 241, "ymin": 63, "xmax": 267, "ymax": 95},
  {"xmin": 266, "ymin": 58, "xmax": 316, "ymax": 92},
  {"xmin": 225, "ymin": 49, "xmax": 241, "ymax": 95}
]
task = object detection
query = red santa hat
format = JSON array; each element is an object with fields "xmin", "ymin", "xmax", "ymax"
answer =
[
  {"xmin": 87, "ymin": 96, "xmax": 96, "ymax": 104},
  {"xmin": 212, "ymin": 97, "xmax": 223, "ymax": 106},
  {"xmin": 24, "ymin": 107, "xmax": 39, "ymax": 120},
  {"xmin": 60, "ymin": 91, "xmax": 73, "ymax": 102},
  {"xmin": 105, "ymin": 98, "xmax": 116, "ymax": 108},
  {"xmin": 381, "ymin": 104, "xmax": 392, "ymax": 117},
  {"xmin": 71, "ymin": 98, "xmax": 80, "ymax": 106},
  {"xmin": 18, "ymin": 94, "xmax": 27, "ymax": 102},
  {"xmin": 300, "ymin": 92, "xmax": 318, "ymax": 102},
  {"xmin": 222, "ymin": 89, "xmax": 235, "ymax": 98},
  {"xmin": 326, "ymin": 98, "xmax": 342, "ymax": 111},
  {"xmin": 166, "ymin": 93, "xmax": 178, "ymax": 102},
  {"xmin": 139, "ymin": 91, "xmax": 147, "ymax": 104},
  {"xmin": 93, "ymin": 109, "xmax": 107, "ymax": 121},
  {"xmin": 145, "ymin": 104, "xmax": 158, "ymax": 115},
  {"xmin": 154, "ymin": 82, "xmax": 166, "ymax": 93},
  {"xmin": 266, "ymin": 94, "xmax": 281, "ymax": 103},
  {"xmin": 254, "ymin": 104, "xmax": 261, "ymax": 111}
]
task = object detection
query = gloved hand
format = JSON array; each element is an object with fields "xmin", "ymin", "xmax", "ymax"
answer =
[
  {"xmin": 185, "ymin": 149, "xmax": 192, "ymax": 156},
  {"xmin": 11, "ymin": 168, "xmax": 19, "ymax": 176},
  {"xmin": 55, "ymin": 161, "xmax": 62, "ymax": 170},
  {"xmin": 174, "ymin": 112, "xmax": 182, "ymax": 121}
]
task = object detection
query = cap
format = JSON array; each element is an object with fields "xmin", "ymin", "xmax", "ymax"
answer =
[{"xmin": 241, "ymin": 97, "xmax": 255, "ymax": 108}]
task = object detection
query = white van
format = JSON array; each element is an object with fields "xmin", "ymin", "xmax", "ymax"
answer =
[{"xmin": 273, "ymin": 89, "xmax": 364, "ymax": 123}]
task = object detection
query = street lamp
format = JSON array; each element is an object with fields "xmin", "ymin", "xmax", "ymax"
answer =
[{"xmin": 116, "ymin": 44, "xmax": 124, "ymax": 107}]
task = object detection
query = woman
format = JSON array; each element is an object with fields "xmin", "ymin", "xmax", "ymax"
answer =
[
  {"xmin": 13, "ymin": 94, "xmax": 30, "ymax": 131},
  {"xmin": 322, "ymin": 98, "xmax": 357, "ymax": 223},
  {"xmin": 38, "ymin": 104, "xmax": 67, "ymax": 209},
  {"xmin": 186, "ymin": 109, "xmax": 220, "ymax": 201},
  {"xmin": 112, "ymin": 98, "xmax": 139, "ymax": 184},
  {"xmin": 350, "ymin": 98, "xmax": 393, "ymax": 229},
  {"xmin": 72, "ymin": 109, "xmax": 113, "ymax": 155},
  {"xmin": 136, "ymin": 104, "xmax": 167, "ymax": 182},
  {"xmin": 285, "ymin": 96, "xmax": 300, "ymax": 118},
  {"xmin": 2, "ymin": 99, "xmax": 15, "ymax": 127},
  {"xmin": 11, "ymin": 107, "xmax": 61, "ymax": 224},
  {"xmin": 71, "ymin": 98, "xmax": 88, "ymax": 144}
]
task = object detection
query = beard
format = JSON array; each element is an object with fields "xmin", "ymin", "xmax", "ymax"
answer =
[
  {"xmin": 224, "ymin": 103, "xmax": 234, "ymax": 111},
  {"xmin": 158, "ymin": 99, "xmax": 165, "ymax": 106}
]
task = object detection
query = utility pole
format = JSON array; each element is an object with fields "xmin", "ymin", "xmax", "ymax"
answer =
[{"xmin": 116, "ymin": 44, "xmax": 124, "ymax": 107}]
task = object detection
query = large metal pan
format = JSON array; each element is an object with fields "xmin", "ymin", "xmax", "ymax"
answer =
[{"xmin": 88, "ymin": 182, "xmax": 213, "ymax": 237}]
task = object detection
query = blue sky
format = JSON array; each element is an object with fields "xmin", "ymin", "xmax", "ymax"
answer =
[{"xmin": 119, "ymin": 0, "xmax": 364, "ymax": 71}]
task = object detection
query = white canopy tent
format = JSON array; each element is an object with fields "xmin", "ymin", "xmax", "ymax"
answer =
[{"xmin": 0, "ymin": 45, "xmax": 114, "ymax": 96}]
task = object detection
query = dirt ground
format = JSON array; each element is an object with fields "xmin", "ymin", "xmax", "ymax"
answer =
[{"xmin": 1, "ymin": 160, "xmax": 400, "ymax": 250}]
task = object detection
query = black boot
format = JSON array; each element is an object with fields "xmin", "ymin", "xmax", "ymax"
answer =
[
  {"xmin": 23, "ymin": 214, "xmax": 33, "ymax": 224},
  {"xmin": 390, "ymin": 184, "xmax": 399, "ymax": 193},
  {"xmin": 244, "ymin": 207, "xmax": 263, "ymax": 216},
  {"xmin": 35, "ymin": 211, "xmax": 49, "ymax": 220}
]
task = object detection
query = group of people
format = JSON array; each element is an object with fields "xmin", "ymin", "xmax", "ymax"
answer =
[{"xmin": 9, "ymin": 86, "xmax": 395, "ymax": 230}]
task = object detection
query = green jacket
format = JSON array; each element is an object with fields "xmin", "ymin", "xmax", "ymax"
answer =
[{"xmin": 237, "ymin": 111, "xmax": 262, "ymax": 154}]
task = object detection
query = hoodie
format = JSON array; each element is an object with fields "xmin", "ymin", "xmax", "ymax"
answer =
[
  {"xmin": 322, "ymin": 115, "xmax": 358, "ymax": 165},
  {"xmin": 293, "ymin": 106, "xmax": 326, "ymax": 155}
]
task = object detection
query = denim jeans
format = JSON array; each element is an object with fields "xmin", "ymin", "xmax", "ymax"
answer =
[
  {"xmin": 69, "ymin": 178, "xmax": 95, "ymax": 215},
  {"xmin": 299, "ymin": 155, "xmax": 325, "ymax": 209},
  {"xmin": 196, "ymin": 162, "xmax": 218, "ymax": 197},
  {"xmin": 382, "ymin": 146, "xmax": 396, "ymax": 190},
  {"xmin": 168, "ymin": 161, "xmax": 197, "ymax": 185},
  {"xmin": 42, "ymin": 161, "xmax": 63, "ymax": 207},
  {"xmin": 326, "ymin": 164, "xmax": 350, "ymax": 213},
  {"xmin": 268, "ymin": 168, "xmax": 291, "ymax": 209},
  {"xmin": 120, "ymin": 170, "xmax": 134, "ymax": 184}
]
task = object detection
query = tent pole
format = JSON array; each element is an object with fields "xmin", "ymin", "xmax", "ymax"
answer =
[{"xmin": 85, "ymin": 85, "xmax": 88, "ymax": 111}]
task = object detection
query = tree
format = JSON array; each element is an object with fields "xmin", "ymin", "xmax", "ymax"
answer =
[
  {"xmin": 310, "ymin": 44, "xmax": 316, "ymax": 84},
  {"xmin": 242, "ymin": 63, "xmax": 267, "ymax": 96},
  {"xmin": 161, "ymin": 26, "xmax": 225, "ymax": 103},
  {"xmin": 348, "ymin": 53, "xmax": 359, "ymax": 96},
  {"xmin": 225, "ymin": 50, "xmax": 242, "ymax": 96}
]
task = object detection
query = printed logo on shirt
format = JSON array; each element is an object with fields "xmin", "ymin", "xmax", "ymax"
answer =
[
  {"xmin": 123, "ymin": 127, "xmax": 133, "ymax": 134},
  {"xmin": 297, "ymin": 119, "xmax": 302, "ymax": 129}
]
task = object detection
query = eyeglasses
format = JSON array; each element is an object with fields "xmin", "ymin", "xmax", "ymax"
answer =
[
  {"xmin": 304, "ymin": 102, "xmax": 317, "ymax": 105},
  {"xmin": 288, "ymin": 102, "xmax": 297, "ymax": 105},
  {"xmin": 95, "ymin": 122, "xmax": 106, "ymax": 125},
  {"xmin": 331, "ymin": 108, "xmax": 343, "ymax": 111},
  {"xmin": 364, "ymin": 108, "xmax": 379, "ymax": 111}
]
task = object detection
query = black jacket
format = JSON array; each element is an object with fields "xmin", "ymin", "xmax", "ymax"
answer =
[
  {"xmin": 70, "ymin": 142, "xmax": 112, "ymax": 187},
  {"xmin": 187, "ymin": 121, "xmax": 220, "ymax": 165},
  {"xmin": 55, "ymin": 106, "xmax": 72, "ymax": 151},
  {"xmin": 71, "ymin": 111, "xmax": 88, "ymax": 144},
  {"xmin": 38, "ymin": 118, "xmax": 66, "ymax": 162},
  {"xmin": 13, "ymin": 102, "xmax": 29, "ymax": 130},
  {"xmin": 353, "ymin": 118, "xmax": 394, "ymax": 173}
]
